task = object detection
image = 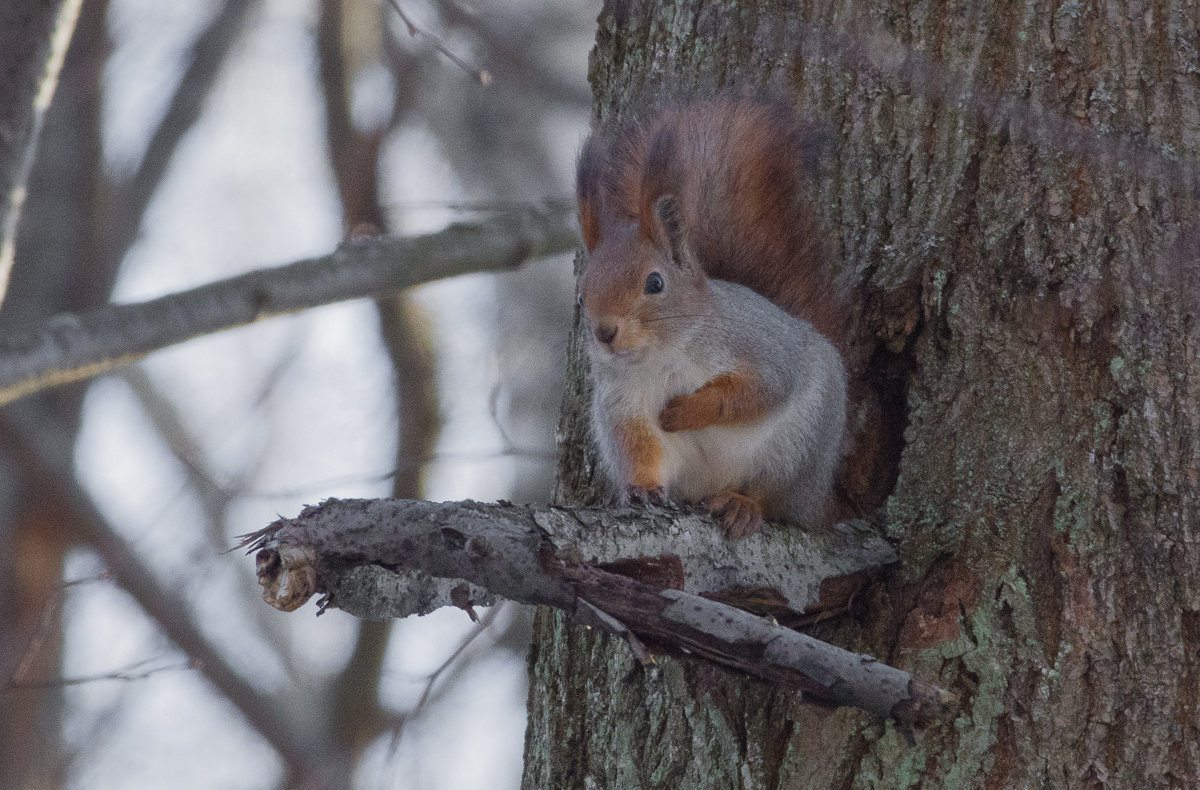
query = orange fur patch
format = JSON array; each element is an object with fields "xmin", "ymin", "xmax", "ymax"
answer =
[{"xmin": 613, "ymin": 418, "xmax": 664, "ymax": 489}]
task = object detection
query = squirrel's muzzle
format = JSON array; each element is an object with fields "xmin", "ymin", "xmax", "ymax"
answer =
[{"xmin": 593, "ymin": 322, "xmax": 618, "ymax": 347}]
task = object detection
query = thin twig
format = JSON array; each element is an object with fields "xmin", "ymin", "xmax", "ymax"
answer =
[
  {"xmin": 109, "ymin": 0, "xmax": 257, "ymax": 270},
  {"xmin": 432, "ymin": 0, "xmax": 588, "ymax": 106},
  {"xmin": 132, "ymin": 435, "xmax": 553, "ymax": 504},
  {"xmin": 6, "ymin": 575, "xmax": 110, "ymax": 688},
  {"xmin": 384, "ymin": 0, "xmax": 490, "ymax": 85},
  {"xmin": 383, "ymin": 603, "xmax": 504, "ymax": 763},
  {"xmin": 5, "ymin": 655, "xmax": 194, "ymax": 690}
]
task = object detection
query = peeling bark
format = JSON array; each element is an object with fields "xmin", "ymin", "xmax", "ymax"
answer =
[{"xmin": 243, "ymin": 498, "xmax": 895, "ymax": 618}]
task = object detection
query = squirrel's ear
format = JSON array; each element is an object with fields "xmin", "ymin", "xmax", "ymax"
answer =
[
  {"xmin": 576, "ymin": 134, "xmax": 606, "ymax": 251},
  {"xmin": 639, "ymin": 124, "xmax": 681, "ymax": 238},
  {"xmin": 652, "ymin": 194, "xmax": 692, "ymax": 268}
]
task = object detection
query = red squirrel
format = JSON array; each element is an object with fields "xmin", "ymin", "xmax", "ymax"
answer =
[{"xmin": 575, "ymin": 96, "xmax": 847, "ymax": 538}]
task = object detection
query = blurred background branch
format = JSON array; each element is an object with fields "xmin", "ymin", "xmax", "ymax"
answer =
[
  {"xmin": 0, "ymin": 0, "xmax": 82, "ymax": 305},
  {"xmin": 0, "ymin": 203, "xmax": 577, "ymax": 408},
  {"xmin": 2, "ymin": 402, "xmax": 355, "ymax": 789}
]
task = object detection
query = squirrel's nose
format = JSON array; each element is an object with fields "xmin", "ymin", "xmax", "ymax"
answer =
[{"xmin": 594, "ymin": 322, "xmax": 618, "ymax": 346}]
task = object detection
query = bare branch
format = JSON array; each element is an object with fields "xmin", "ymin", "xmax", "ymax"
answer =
[
  {"xmin": 4, "ymin": 575, "xmax": 107, "ymax": 690},
  {"xmin": 0, "ymin": 200, "xmax": 578, "ymax": 407},
  {"xmin": 407, "ymin": 604, "xmax": 502, "ymax": 720},
  {"xmin": 384, "ymin": 0, "xmax": 490, "ymax": 85},
  {"xmin": 432, "ymin": 0, "xmax": 589, "ymax": 107},
  {"xmin": 119, "ymin": 365, "xmax": 234, "ymax": 546},
  {"xmin": 6, "ymin": 654, "xmax": 193, "ymax": 690},
  {"xmin": 241, "ymin": 498, "xmax": 949, "ymax": 729},
  {"xmin": 0, "ymin": 0, "xmax": 82, "ymax": 306}
]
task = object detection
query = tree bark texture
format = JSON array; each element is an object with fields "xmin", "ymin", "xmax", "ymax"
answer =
[
  {"xmin": 525, "ymin": 1, "xmax": 1200, "ymax": 789},
  {"xmin": 244, "ymin": 498, "xmax": 895, "ymax": 620}
]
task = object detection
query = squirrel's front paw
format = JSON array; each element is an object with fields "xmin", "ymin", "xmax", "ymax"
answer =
[
  {"xmin": 626, "ymin": 484, "xmax": 668, "ymax": 507},
  {"xmin": 659, "ymin": 395, "xmax": 705, "ymax": 432}
]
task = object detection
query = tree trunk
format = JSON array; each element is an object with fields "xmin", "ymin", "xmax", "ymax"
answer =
[{"xmin": 524, "ymin": 1, "xmax": 1200, "ymax": 788}]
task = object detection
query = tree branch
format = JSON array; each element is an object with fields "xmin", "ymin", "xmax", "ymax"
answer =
[
  {"xmin": 241, "ymin": 498, "xmax": 952, "ymax": 731},
  {"xmin": 0, "ymin": 200, "xmax": 577, "ymax": 407}
]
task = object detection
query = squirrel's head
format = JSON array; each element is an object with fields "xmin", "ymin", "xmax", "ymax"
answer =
[{"xmin": 577, "ymin": 193, "xmax": 711, "ymax": 362}]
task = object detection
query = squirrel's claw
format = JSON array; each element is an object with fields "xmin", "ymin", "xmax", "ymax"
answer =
[{"xmin": 627, "ymin": 484, "xmax": 669, "ymax": 507}]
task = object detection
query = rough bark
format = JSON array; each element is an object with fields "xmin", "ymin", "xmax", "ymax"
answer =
[
  {"xmin": 245, "ymin": 498, "xmax": 895, "ymax": 618},
  {"xmin": 526, "ymin": 1, "xmax": 1200, "ymax": 788}
]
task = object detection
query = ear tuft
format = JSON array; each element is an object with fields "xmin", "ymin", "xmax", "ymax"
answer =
[
  {"xmin": 638, "ymin": 124, "xmax": 682, "ymax": 237},
  {"xmin": 653, "ymin": 194, "xmax": 689, "ymax": 266},
  {"xmin": 576, "ymin": 134, "xmax": 607, "ymax": 251}
]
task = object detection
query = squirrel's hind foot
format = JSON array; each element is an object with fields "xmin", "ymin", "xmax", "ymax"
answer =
[{"xmin": 705, "ymin": 490, "xmax": 764, "ymax": 539}]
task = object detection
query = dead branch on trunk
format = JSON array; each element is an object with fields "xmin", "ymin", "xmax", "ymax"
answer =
[{"xmin": 240, "ymin": 498, "xmax": 953, "ymax": 732}]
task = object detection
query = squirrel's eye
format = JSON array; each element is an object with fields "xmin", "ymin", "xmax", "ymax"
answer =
[{"xmin": 644, "ymin": 272, "xmax": 664, "ymax": 294}]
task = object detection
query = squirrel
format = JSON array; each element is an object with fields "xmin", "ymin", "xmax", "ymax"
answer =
[{"xmin": 574, "ymin": 95, "xmax": 847, "ymax": 539}]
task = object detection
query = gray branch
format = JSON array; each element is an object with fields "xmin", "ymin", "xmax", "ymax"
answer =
[
  {"xmin": 315, "ymin": 500, "xmax": 895, "ymax": 621},
  {"xmin": 242, "ymin": 498, "xmax": 952, "ymax": 730},
  {"xmin": 0, "ymin": 200, "xmax": 577, "ymax": 407}
]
